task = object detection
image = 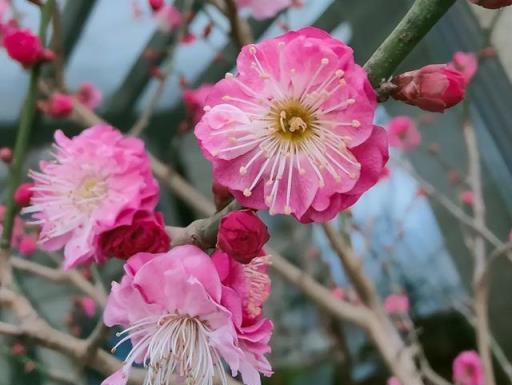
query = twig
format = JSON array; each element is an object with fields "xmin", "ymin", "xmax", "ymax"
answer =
[
  {"xmin": 0, "ymin": 321, "xmax": 22, "ymax": 336},
  {"xmin": 364, "ymin": 0, "xmax": 456, "ymax": 87},
  {"xmin": 221, "ymin": 0, "xmax": 253, "ymax": 48}
]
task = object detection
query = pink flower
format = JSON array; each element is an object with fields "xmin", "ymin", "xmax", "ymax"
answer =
[
  {"xmin": 78, "ymin": 296, "xmax": 96, "ymax": 318},
  {"xmin": 391, "ymin": 64, "xmax": 465, "ymax": 112},
  {"xmin": 217, "ymin": 210, "xmax": 269, "ymax": 264},
  {"xmin": 19, "ymin": 235, "xmax": 37, "ymax": 256},
  {"xmin": 183, "ymin": 83, "xmax": 214, "ymax": 125},
  {"xmin": 98, "ymin": 211, "xmax": 170, "ymax": 260},
  {"xmin": 154, "ymin": 4, "xmax": 182, "ymax": 33},
  {"xmin": 195, "ymin": 27, "xmax": 388, "ymax": 223},
  {"xmin": 331, "ymin": 287, "xmax": 345, "ymax": 300},
  {"xmin": 148, "ymin": 0, "xmax": 164, "ymax": 11},
  {"xmin": 25, "ymin": 124, "xmax": 159, "ymax": 269},
  {"xmin": 75, "ymin": 82, "xmax": 102, "ymax": 110},
  {"xmin": 387, "ymin": 377, "xmax": 401, "ymax": 385},
  {"xmin": 102, "ymin": 246, "xmax": 268, "ymax": 385},
  {"xmin": 386, "ymin": 116, "xmax": 421, "ymax": 151},
  {"xmin": 3, "ymin": 28, "xmax": 54, "ymax": 67},
  {"xmin": 235, "ymin": 0, "xmax": 300, "ymax": 20},
  {"xmin": 470, "ymin": 0, "xmax": 512, "ymax": 8},
  {"xmin": 453, "ymin": 351, "xmax": 484, "ymax": 385},
  {"xmin": 14, "ymin": 182, "xmax": 33, "ymax": 207},
  {"xmin": 38, "ymin": 93, "xmax": 74, "ymax": 118},
  {"xmin": 0, "ymin": 147, "xmax": 12, "ymax": 163},
  {"xmin": 449, "ymin": 52, "xmax": 478, "ymax": 85},
  {"xmin": 460, "ymin": 191, "xmax": 474, "ymax": 206},
  {"xmin": 212, "ymin": 250, "xmax": 273, "ymax": 384},
  {"xmin": 384, "ymin": 294, "xmax": 409, "ymax": 315}
]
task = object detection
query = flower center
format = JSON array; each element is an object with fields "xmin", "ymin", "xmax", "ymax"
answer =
[
  {"xmin": 72, "ymin": 176, "xmax": 107, "ymax": 211},
  {"xmin": 270, "ymin": 99, "xmax": 314, "ymax": 142}
]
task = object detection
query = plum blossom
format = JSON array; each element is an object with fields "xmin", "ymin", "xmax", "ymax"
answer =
[
  {"xmin": 383, "ymin": 294, "xmax": 410, "ymax": 315},
  {"xmin": 391, "ymin": 64, "xmax": 465, "ymax": 112},
  {"xmin": 3, "ymin": 28, "xmax": 54, "ymax": 67},
  {"xmin": 154, "ymin": 4, "xmax": 182, "ymax": 32},
  {"xmin": 449, "ymin": 52, "xmax": 478, "ymax": 85},
  {"xmin": 387, "ymin": 377, "xmax": 401, "ymax": 385},
  {"xmin": 452, "ymin": 351, "xmax": 484, "ymax": 385},
  {"xmin": 102, "ymin": 246, "xmax": 270, "ymax": 385},
  {"xmin": 235, "ymin": 0, "xmax": 302, "ymax": 20},
  {"xmin": 14, "ymin": 182, "xmax": 34, "ymax": 207},
  {"xmin": 38, "ymin": 93, "xmax": 74, "ymax": 118},
  {"xmin": 75, "ymin": 82, "xmax": 103, "ymax": 110},
  {"xmin": 0, "ymin": 147, "xmax": 12, "ymax": 163},
  {"xmin": 24, "ymin": 124, "xmax": 159, "ymax": 269},
  {"xmin": 195, "ymin": 27, "xmax": 388, "ymax": 223},
  {"xmin": 19, "ymin": 235, "xmax": 37, "ymax": 256},
  {"xmin": 460, "ymin": 190, "xmax": 474, "ymax": 206},
  {"xmin": 386, "ymin": 116, "xmax": 421, "ymax": 151}
]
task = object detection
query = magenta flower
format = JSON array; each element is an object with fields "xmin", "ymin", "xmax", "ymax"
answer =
[
  {"xmin": 453, "ymin": 350, "xmax": 484, "ymax": 385},
  {"xmin": 75, "ymin": 82, "xmax": 103, "ymax": 110},
  {"xmin": 14, "ymin": 182, "xmax": 34, "ymax": 207},
  {"xmin": 195, "ymin": 27, "xmax": 388, "ymax": 223},
  {"xmin": 470, "ymin": 0, "xmax": 512, "ymax": 8},
  {"xmin": 235, "ymin": 0, "xmax": 301, "ymax": 20},
  {"xmin": 449, "ymin": 52, "xmax": 478, "ymax": 85},
  {"xmin": 387, "ymin": 116, "xmax": 421, "ymax": 151},
  {"xmin": 102, "ymin": 246, "xmax": 267, "ymax": 385},
  {"xmin": 460, "ymin": 190, "xmax": 474, "ymax": 207},
  {"xmin": 38, "ymin": 92, "xmax": 74, "ymax": 119},
  {"xmin": 383, "ymin": 294, "xmax": 410, "ymax": 315},
  {"xmin": 25, "ymin": 125, "xmax": 159, "ymax": 269},
  {"xmin": 78, "ymin": 296, "xmax": 96, "ymax": 318},
  {"xmin": 3, "ymin": 28, "xmax": 54, "ymax": 67},
  {"xmin": 19, "ymin": 235, "xmax": 37, "ymax": 257}
]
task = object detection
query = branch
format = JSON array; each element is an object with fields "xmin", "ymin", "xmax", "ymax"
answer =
[
  {"xmin": 0, "ymin": 321, "xmax": 22, "ymax": 336},
  {"xmin": 364, "ymin": 0, "xmax": 456, "ymax": 87}
]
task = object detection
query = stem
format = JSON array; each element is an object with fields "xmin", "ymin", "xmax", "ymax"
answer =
[
  {"xmin": 0, "ymin": 0, "xmax": 55, "ymax": 251},
  {"xmin": 364, "ymin": 0, "xmax": 456, "ymax": 87}
]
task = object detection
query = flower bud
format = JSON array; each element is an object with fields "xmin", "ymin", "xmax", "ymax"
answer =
[
  {"xmin": 98, "ymin": 211, "xmax": 170, "ymax": 260},
  {"xmin": 459, "ymin": 190, "xmax": 474, "ymax": 206},
  {"xmin": 391, "ymin": 64, "xmax": 465, "ymax": 112},
  {"xmin": 38, "ymin": 93, "xmax": 74, "ymax": 118},
  {"xmin": 14, "ymin": 182, "xmax": 33, "ymax": 207},
  {"xmin": 19, "ymin": 235, "xmax": 37, "ymax": 256},
  {"xmin": 148, "ymin": 0, "xmax": 164, "ymax": 11},
  {"xmin": 217, "ymin": 210, "xmax": 269, "ymax": 264},
  {"xmin": 386, "ymin": 116, "xmax": 421, "ymax": 151},
  {"xmin": 3, "ymin": 28, "xmax": 52, "ymax": 67},
  {"xmin": 0, "ymin": 147, "xmax": 13, "ymax": 163},
  {"xmin": 470, "ymin": 0, "xmax": 512, "ymax": 8}
]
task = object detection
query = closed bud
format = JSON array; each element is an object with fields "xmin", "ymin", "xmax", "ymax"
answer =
[
  {"xmin": 148, "ymin": 0, "xmax": 164, "ymax": 11},
  {"xmin": 470, "ymin": 0, "xmax": 512, "ymax": 8},
  {"xmin": 0, "ymin": 147, "xmax": 13, "ymax": 163},
  {"xmin": 14, "ymin": 182, "xmax": 33, "ymax": 207},
  {"xmin": 391, "ymin": 64, "xmax": 465, "ymax": 112}
]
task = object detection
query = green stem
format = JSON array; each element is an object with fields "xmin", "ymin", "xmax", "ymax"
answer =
[
  {"xmin": 364, "ymin": 0, "xmax": 456, "ymax": 87},
  {"xmin": 0, "ymin": 0, "xmax": 55, "ymax": 250}
]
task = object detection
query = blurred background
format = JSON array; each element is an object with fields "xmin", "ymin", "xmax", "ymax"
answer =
[{"xmin": 0, "ymin": 1, "xmax": 511, "ymax": 384}]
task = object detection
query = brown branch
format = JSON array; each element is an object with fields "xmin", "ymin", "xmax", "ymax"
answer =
[{"xmin": 208, "ymin": 0, "xmax": 253, "ymax": 48}]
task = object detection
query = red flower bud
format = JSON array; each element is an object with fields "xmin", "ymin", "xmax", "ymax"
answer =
[
  {"xmin": 0, "ymin": 147, "xmax": 13, "ymax": 163},
  {"xmin": 470, "ymin": 0, "xmax": 512, "ymax": 8},
  {"xmin": 38, "ymin": 93, "xmax": 74, "ymax": 118},
  {"xmin": 98, "ymin": 211, "xmax": 170, "ymax": 260},
  {"xmin": 3, "ymin": 28, "xmax": 47, "ymax": 67},
  {"xmin": 391, "ymin": 64, "xmax": 465, "ymax": 112},
  {"xmin": 19, "ymin": 235, "xmax": 37, "ymax": 257},
  {"xmin": 217, "ymin": 210, "xmax": 269, "ymax": 264},
  {"xmin": 148, "ymin": 0, "xmax": 164, "ymax": 11},
  {"xmin": 14, "ymin": 182, "xmax": 33, "ymax": 207}
]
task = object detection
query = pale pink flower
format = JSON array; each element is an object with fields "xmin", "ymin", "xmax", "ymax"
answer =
[
  {"xmin": 183, "ymin": 84, "xmax": 214, "ymax": 125},
  {"xmin": 79, "ymin": 296, "xmax": 96, "ymax": 318},
  {"xmin": 235, "ymin": 0, "xmax": 301, "ymax": 20},
  {"xmin": 212, "ymin": 250, "xmax": 273, "ymax": 385},
  {"xmin": 195, "ymin": 27, "xmax": 388, "ymax": 223},
  {"xmin": 449, "ymin": 52, "xmax": 478, "ymax": 85},
  {"xmin": 102, "ymin": 246, "xmax": 264, "ymax": 385},
  {"xmin": 387, "ymin": 116, "xmax": 421, "ymax": 151},
  {"xmin": 75, "ymin": 82, "xmax": 102, "ymax": 110},
  {"xmin": 387, "ymin": 377, "xmax": 401, "ymax": 385},
  {"xmin": 25, "ymin": 125, "xmax": 159, "ymax": 269},
  {"xmin": 383, "ymin": 294, "xmax": 409, "ymax": 315},
  {"xmin": 453, "ymin": 350, "xmax": 484, "ymax": 385},
  {"xmin": 154, "ymin": 4, "xmax": 182, "ymax": 33}
]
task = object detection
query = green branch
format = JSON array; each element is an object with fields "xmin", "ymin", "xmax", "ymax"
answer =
[
  {"xmin": 0, "ymin": 0, "xmax": 55, "ymax": 250},
  {"xmin": 364, "ymin": 0, "xmax": 456, "ymax": 88}
]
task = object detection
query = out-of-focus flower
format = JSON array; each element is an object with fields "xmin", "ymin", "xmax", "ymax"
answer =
[
  {"xmin": 383, "ymin": 294, "xmax": 409, "ymax": 315},
  {"xmin": 25, "ymin": 125, "xmax": 159, "ymax": 269},
  {"xmin": 3, "ymin": 28, "xmax": 54, "ymax": 67},
  {"xmin": 19, "ymin": 235, "xmax": 37, "ymax": 256},
  {"xmin": 181, "ymin": 31, "xmax": 196, "ymax": 44},
  {"xmin": 154, "ymin": 4, "xmax": 182, "ymax": 32},
  {"xmin": 460, "ymin": 190, "xmax": 474, "ymax": 206},
  {"xmin": 102, "ymin": 246, "xmax": 270, "ymax": 385},
  {"xmin": 386, "ymin": 116, "xmax": 421, "ymax": 151},
  {"xmin": 148, "ymin": 0, "xmax": 164, "ymax": 11},
  {"xmin": 470, "ymin": 0, "xmax": 512, "ymax": 9},
  {"xmin": 449, "ymin": 52, "xmax": 478, "ymax": 85},
  {"xmin": 453, "ymin": 350, "xmax": 484, "ymax": 385},
  {"xmin": 195, "ymin": 27, "xmax": 388, "ymax": 223},
  {"xmin": 78, "ymin": 296, "xmax": 96, "ymax": 318},
  {"xmin": 38, "ymin": 93, "xmax": 74, "ymax": 119},
  {"xmin": 14, "ymin": 182, "xmax": 33, "ymax": 207},
  {"xmin": 391, "ymin": 64, "xmax": 465, "ymax": 112},
  {"xmin": 75, "ymin": 82, "xmax": 102, "ymax": 110},
  {"xmin": 212, "ymin": 180, "xmax": 233, "ymax": 210},
  {"xmin": 0, "ymin": 147, "xmax": 12, "ymax": 163},
  {"xmin": 98, "ymin": 211, "xmax": 170, "ymax": 260},
  {"xmin": 235, "ymin": 0, "xmax": 302, "ymax": 20},
  {"xmin": 217, "ymin": 210, "xmax": 269, "ymax": 264},
  {"xmin": 331, "ymin": 287, "xmax": 345, "ymax": 300},
  {"xmin": 387, "ymin": 377, "xmax": 401, "ymax": 385},
  {"xmin": 183, "ymin": 83, "xmax": 214, "ymax": 125}
]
